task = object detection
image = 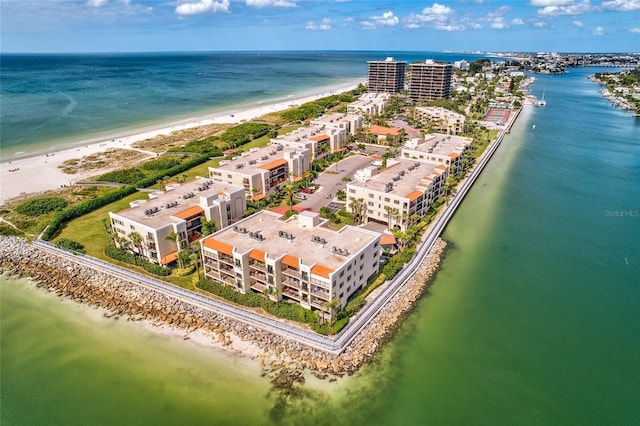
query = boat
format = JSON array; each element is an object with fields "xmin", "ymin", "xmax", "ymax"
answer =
[
  {"xmin": 534, "ymin": 89, "xmax": 546, "ymax": 107},
  {"xmin": 532, "ymin": 124, "xmax": 536, "ymax": 130}
]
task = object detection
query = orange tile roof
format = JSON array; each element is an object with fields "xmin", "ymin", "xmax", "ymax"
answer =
[
  {"xmin": 423, "ymin": 176, "xmax": 433, "ymax": 181},
  {"xmin": 160, "ymin": 250, "xmax": 179, "ymax": 265},
  {"xmin": 249, "ymin": 248, "xmax": 265, "ymax": 262},
  {"xmin": 436, "ymin": 164, "xmax": 447, "ymax": 171},
  {"xmin": 367, "ymin": 125, "xmax": 401, "ymax": 136},
  {"xmin": 450, "ymin": 152, "xmax": 460, "ymax": 159},
  {"xmin": 202, "ymin": 238, "xmax": 234, "ymax": 256},
  {"xmin": 310, "ymin": 263, "xmax": 334, "ymax": 279},
  {"xmin": 405, "ymin": 190, "xmax": 423, "ymax": 201},
  {"xmin": 380, "ymin": 235, "xmax": 397, "ymax": 246},
  {"xmin": 252, "ymin": 193, "xmax": 266, "ymax": 202},
  {"xmin": 309, "ymin": 134, "xmax": 329, "ymax": 142},
  {"xmin": 281, "ymin": 254, "xmax": 299, "ymax": 268},
  {"xmin": 173, "ymin": 205, "xmax": 204, "ymax": 220},
  {"xmin": 259, "ymin": 158, "xmax": 288, "ymax": 170}
]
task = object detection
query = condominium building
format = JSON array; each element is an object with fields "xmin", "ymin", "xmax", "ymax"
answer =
[
  {"xmin": 201, "ymin": 210, "xmax": 381, "ymax": 311},
  {"xmin": 367, "ymin": 57, "xmax": 406, "ymax": 93},
  {"xmin": 109, "ymin": 177, "xmax": 246, "ymax": 265},
  {"xmin": 413, "ymin": 106, "xmax": 466, "ymax": 135},
  {"xmin": 401, "ymin": 133, "xmax": 473, "ymax": 171},
  {"xmin": 209, "ymin": 145, "xmax": 310, "ymax": 201},
  {"xmin": 408, "ymin": 60, "xmax": 453, "ymax": 102},
  {"xmin": 347, "ymin": 92, "xmax": 390, "ymax": 117},
  {"xmin": 310, "ymin": 113, "xmax": 363, "ymax": 136},
  {"xmin": 271, "ymin": 125, "xmax": 347, "ymax": 161},
  {"xmin": 346, "ymin": 159, "xmax": 447, "ymax": 231}
]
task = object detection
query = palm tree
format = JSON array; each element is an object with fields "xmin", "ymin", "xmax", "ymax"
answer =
[
  {"xmin": 284, "ymin": 182, "xmax": 295, "ymax": 212},
  {"xmin": 129, "ymin": 232, "xmax": 143, "ymax": 258},
  {"xmin": 384, "ymin": 205, "xmax": 394, "ymax": 230},
  {"xmin": 165, "ymin": 232, "xmax": 183, "ymax": 268}
]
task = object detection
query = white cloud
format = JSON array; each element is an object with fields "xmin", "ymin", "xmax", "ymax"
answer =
[
  {"xmin": 246, "ymin": 0, "xmax": 296, "ymax": 8},
  {"xmin": 87, "ymin": 0, "xmax": 108, "ymax": 7},
  {"xmin": 601, "ymin": 0, "xmax": 640, "ymax": 11},
  {"xmin": 306, "ymin": 18, "xmax": 333, "ymax": 30},
  {"xmin": 529, "ymin": 0, "xmax": 574, "ymax": 5},
  {"xmin": 573, "ymin": 19, "xmax": 584, "ymax": 26},
  {"xmin": 511, "ymin": 18, "xmax": 525, "ymax": 25},
  {"xmin": 369, "ymin": 11, "xmax": 399, "ymax": 27},
  {"xmin": 533, "ymin": 21, "xmax": 547, "ymax": 27},
  {"xmin": 175, "ymin": 0, "xmax": 230, "ymax": 15},
  {"xmin": 536, "ymin": 0, "xmax": 593, "ymax": 16},
  {"xmin": 403, "ymin": 3, "xmax": 465, "ymax": 30},
  {"xmin": 491, "ymin": 17, "xmax": 507, "ymax": 29},
  {"xmin": 593, "ymin": 26, "xmax": 604, "ymax": 35},
  {"xmin": 630, "ymin": 27, "xmax": 640, "ymax": 32},
  {"xmin": 422, "ymin": 3, "xmax": 454, "ymax": 16}
]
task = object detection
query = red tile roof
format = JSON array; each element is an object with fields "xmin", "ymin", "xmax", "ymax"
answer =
[
  {"xmin": 311, "ymin": 263, "xmax": 334, "ymax": 279},
  {"xmin": 259, "ymin": 158, "xmax": 288, "ymax": 170},
  {"xmin": 202, "ymin": 238, "xmax": 234, "ymax": 256},
  {"xmin": 173, "ymin": 206, "xmax": 204, "ymax": 220}
]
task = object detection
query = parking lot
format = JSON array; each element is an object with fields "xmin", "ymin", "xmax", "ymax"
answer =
[{"xmin": 296, "ymin": 154, "xmax": 374, "ymax": 211}]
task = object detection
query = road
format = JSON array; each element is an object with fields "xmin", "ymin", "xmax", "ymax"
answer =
[{"xmin": 34, "ymin": 123, "xmax": 510, "ymax": 354}]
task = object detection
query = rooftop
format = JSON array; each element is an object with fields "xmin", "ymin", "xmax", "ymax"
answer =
[
  {"xmin": 202, "ymin": 210, "xmax": 379, "ymax": 272},
  {"xmin": 213, "ymin": 145, "xmax": 303, "ymax": 173},
  {"xmin": 404, "ymin": 133, "xmax": 472, "ymax": 157},
  {"xmin": 349, "ymin": 159, "xmax": 444, "ymax": 198},
  {"xmin": 112, "ymin": 177, "xmax": 242, "ymax": 229},
  {"xmin": 275, "ymin": 125, "xmax": 334, "ymax": 144}
]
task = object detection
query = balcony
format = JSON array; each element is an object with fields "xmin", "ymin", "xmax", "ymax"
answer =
[
  {"xmin": 281, "ymin": 267, "xmax": 301, "ymax": 278},
  {"xmin": 282, "ymin": 278, "xmax": 301, "ymax": 290},
  {"xmin": 249, "ymin": 270, "xmax": 267, "ymax": 282},
  {"xmin": 311, "ymin": 286, "xmax": 330, "ymax": 301},
  {"xmin": 282, "ymin": 288, "xmax": 300, "ymax": 301},
  {"xmin": 250, "ymin": 281, "xmax": 267, "ymax": 293}
]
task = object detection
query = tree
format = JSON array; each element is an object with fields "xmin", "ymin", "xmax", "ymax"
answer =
[
  {"xmin": 129, "ymin": 232, "xmax": 143, "ymax": 258},
  {"xmin": 350, "ymin": 198, "xmax": 366, "ymax": 226},
  {"xmin": 284, "ymin": 182, "xmax": 295, "ymax": 212},
  {"xmin": 165, "ymin": 231, "xmax": 184, "ymax": 268},
  {"xmin": 200, "ymin": 217, "xmax": 217, "ymax": 236}
]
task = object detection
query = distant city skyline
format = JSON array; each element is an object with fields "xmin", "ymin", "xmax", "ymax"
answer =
[{"xmin": 1, "ymin": 0, "xmax": 639, "ymax": 53}]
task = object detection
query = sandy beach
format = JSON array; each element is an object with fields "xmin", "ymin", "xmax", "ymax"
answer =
[{"xmin": 0, "ymin": 80, "xmax": 361, "ymax": 205}]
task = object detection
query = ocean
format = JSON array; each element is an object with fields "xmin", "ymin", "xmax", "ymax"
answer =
[
  {"xmin": 2, "ymin": 56, "xmax": 640, "ymax": 425},
  {"xmin": 0, "ymin": 51, "xmax": 482, "ymax": 159}
]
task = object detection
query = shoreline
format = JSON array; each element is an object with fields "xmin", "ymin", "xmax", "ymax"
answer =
[
  {"xmin": 0, "ymin": 78, "xmax": 362, "ymax": 205},
  {"xmin": 0, "ymin": 235, "xmax": 447, "ymax": 377}
]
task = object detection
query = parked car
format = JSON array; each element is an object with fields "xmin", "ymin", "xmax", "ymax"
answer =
[
  {"xmin": 295, "ymin": 194, "xmax": 307, "ymax": 200},
  {"xmin": 301, "ymin": 188, "xmax": 313, "ymax": 194}
]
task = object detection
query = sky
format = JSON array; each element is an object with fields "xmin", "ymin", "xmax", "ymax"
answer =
[{"xmin": 1, "ymin": 0, "xmax": 639, "ymax": 53}]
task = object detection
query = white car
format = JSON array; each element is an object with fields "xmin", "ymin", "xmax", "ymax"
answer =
[{"xmin": 295, "ymin": 194, "xmax": 307, "ymax": 200}]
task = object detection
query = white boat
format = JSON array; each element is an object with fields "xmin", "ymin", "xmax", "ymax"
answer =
[{"xmin": 534, "ymin": 89, "xmax": 546, "ymax": 107}]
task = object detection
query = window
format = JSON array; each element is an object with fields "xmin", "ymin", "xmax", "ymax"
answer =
[
  {"xmin": 130, "ymin": 225, "xmax": 135, "ymax": 230},
  {"xmin": 235, "ymin": 259, "xmax": 241, "ymax": 267},
  {"xmin": 360, "ymin": 253, "xmax": 364, "ymax": 260},
  {"xmin": 339, "ymin": 271, "xmax": 344, "ymax": 278},
  {"xmin": 147, "ymin": 232, "xmax": 153, "ymax": 240},
  {"xmin": 267, "ymin": 265, "xmax": 274, "ymax": 274},
  {"xmin": 394, "ymin": 200, "xmax": 400, "ymax": 205}
]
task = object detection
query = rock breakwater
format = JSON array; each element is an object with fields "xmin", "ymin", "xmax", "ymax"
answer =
[{"xmin": 0, "ymin": 236, "xmax": 446, "ymax": 376}]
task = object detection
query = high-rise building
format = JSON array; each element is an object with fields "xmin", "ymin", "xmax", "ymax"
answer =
[
  {"xmin": 408, "ymin": 60, "xmax": 453, "ymax": 102},
  {"xmin": 367, "ymin": 57, "xmax": 406, "ymax": 93}
]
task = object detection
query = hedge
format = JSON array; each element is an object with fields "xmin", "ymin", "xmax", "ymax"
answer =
[
  {"xmin": 104, "ymin": 245, "xmax": 171, "ymax": 276},
  {"xmin": 54, "ymin": 238, "xmax": 86, "ymax": 254}
]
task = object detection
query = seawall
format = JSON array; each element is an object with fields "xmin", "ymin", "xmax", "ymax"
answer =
[{"xmin": 0, "ymin": 236, "xmax": 446, "ymax": 376}]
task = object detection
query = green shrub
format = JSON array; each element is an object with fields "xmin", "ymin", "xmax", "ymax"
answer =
[
  {"xmin": 104, "ymin": 245, "xmax": 171, "ymax": 276},
  {"xmin": 15, "ymin": 197, "xmax": 68, "ymax": 217},
  {"xmin": 54, "ymin": 238, "xmax": 85, "ymax": 253},
  {"xmin": 141, "ymin": 157, "xmax": 181, "ymax": 171},
  {"xmin": 0, "ymin": 224, "xmax": 24, "ymax": 237},
  {"xmin": 96, "ymin": 168, "xmax": 146, "ymax": 185},
  {"xmin": 220, "ymin": 123, "xmax": 271, "ymax": 148}
]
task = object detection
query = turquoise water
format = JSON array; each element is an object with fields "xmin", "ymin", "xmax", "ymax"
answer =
[
  {"xmin": 2, "ymin": 66, "xmax": 639, "ymax": 425},
  {"xmin": 0, "ymin": 51, "xmax": 484, "ymax": 159}
]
